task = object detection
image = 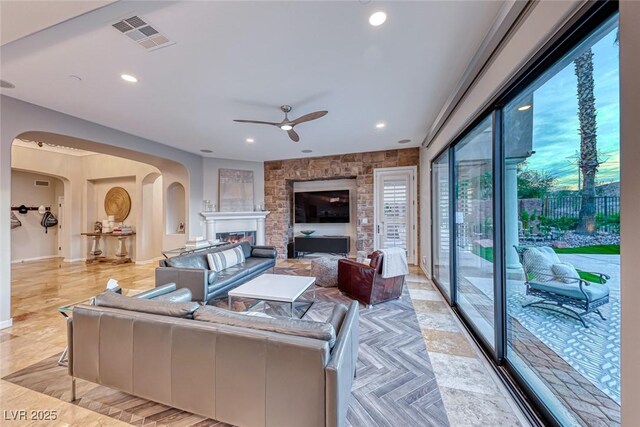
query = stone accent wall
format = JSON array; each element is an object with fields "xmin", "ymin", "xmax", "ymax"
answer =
[{"xmin": 264, "ymin": 148, "xmax": 420, "ymax": 259}]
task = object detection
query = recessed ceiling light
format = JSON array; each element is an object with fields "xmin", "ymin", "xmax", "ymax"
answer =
[
  {"xmin": 302, "ymin": 149, "xmax": 313, "ymax": 154},
  {"xmin": 121, "ymin": 74, "xmax": 138, "ymax": 83},
  {"xmin": 280, "ymin": 124, "xmax": 293, "ymax": 131},
  {"xmin": 369, "ymin": 11, "xmax": 387, "ymax": 26},
  {"xmin": 200, "ymin": 149, "xmax": 212, "ymax": 153},
  {"xmin": 398, "ymin": 139, "xmax": 411, "ymax": 144},
  {"xmin": 246, "ymin": 138, "xmax": 255, "ymax": 143},
  {"xmin": 375, "ymin": 122, "xmax": 386, "ymax": 129},
  {"xmin": 517, "ymin": 104, "xmax": 532, "ymax": 111}
]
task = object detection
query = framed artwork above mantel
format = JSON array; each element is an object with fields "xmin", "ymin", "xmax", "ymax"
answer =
[{"xmin": 218, "ymin": 168, "xmax": 254, "ymax": 212}]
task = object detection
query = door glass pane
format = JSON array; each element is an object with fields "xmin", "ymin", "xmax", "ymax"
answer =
[
  {"xmin": 381, "ymin": 173, "xmax": 410, "ymax": 252},
  {"xmin": 504, "ymin": 15, "xmax": 620, "ymax": 425},
  {"xmin": 454, "ymin": 116, "xmax": 494, "ymax": 348},
  {"xmin": 432, "ymin": 151, "xmax": 450, "ymax": 297}
]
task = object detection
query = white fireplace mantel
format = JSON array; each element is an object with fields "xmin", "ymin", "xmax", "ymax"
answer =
[{"xmin": 199, "ymin": 211, "xmax": 270, "ymax": 245}]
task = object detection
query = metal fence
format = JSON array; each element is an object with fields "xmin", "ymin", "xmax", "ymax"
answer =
[
  {"xmin": 519, "ymin": 196, "xmax": 620, "ymax": 233},
  {"xmin": 541, "ymin": 196, "xmax": 620, "ymax": 218}
]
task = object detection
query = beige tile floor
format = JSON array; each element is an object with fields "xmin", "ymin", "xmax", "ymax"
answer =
[
  {"xmin": 0, "ymin": 258, "xmax": 529, "ymax": 426},
  {"xmin": 405, "ymin": 270, "xmax": 530, "ymax": 427}
]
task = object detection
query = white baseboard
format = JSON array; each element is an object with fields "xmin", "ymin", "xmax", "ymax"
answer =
[
  {"xmin": 11, "ymin": 255, "xmax": 60, "ymax": 264},
  {"xmin": 420, "ymin": 263, "xmax": 432, "ymax": 280},
  {"xmin": 64, "ymin": 258, "xmax": 86, "ymax": 263},
  {"xmin": 135, "ymin": 257, "xmax": 162, "ymax": 265},
  {"xmin": 0, "ymin": 319, "xmax": 13, "ymax": 330}
]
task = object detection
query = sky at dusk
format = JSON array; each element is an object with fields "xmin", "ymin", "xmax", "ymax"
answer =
[{"xmin": 525, "ymin": 26, "xmax": 619, "ymax": 190}]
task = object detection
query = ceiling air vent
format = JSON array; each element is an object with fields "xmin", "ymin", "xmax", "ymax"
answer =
[
  {"xmin": 111, "ymin": 15, "xmax": 175, "ymax": 52},
  {"xmin": 34, "ymin": 180, "xmax": 50, "ymax": 187}
]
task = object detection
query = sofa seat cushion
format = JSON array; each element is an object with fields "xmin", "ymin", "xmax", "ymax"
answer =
[
  {"xmin": 165, "ymin": 254, "xmax": 208, "ymax": 270},
  {"xmin": 208, "ymin": 258, "xmax": 274, "ymax": 291},
  {"xmin": 530, "ymin": 280, "xmax": 609, "ymax": 301},
  {"xmin": 194, "ymin": 305, "xmax": 337, "ymax": 347},
  {"xmin": 94, "ymin": 291, "xmax": 200, "ymax": 318}
]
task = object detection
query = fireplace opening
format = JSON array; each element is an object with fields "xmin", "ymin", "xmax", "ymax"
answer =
[{"xmin": 216, "ymin": 231, "xmax": 256, "ymax": 245}]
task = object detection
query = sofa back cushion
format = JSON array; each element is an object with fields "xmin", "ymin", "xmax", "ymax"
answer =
[
  {"xmin": 522, "ymin": 247, "xmax": 556, "ymax": 282},
  {"xmin": 94, "ymin": 291, "xmax": 200, "ymax": 318},
  {"xmin": 194, "ymin": 305, "xmax": 337, "ymax": 347},
  {"xmin": 165, "ymin": 253, "xmax": 208, "ymax": 269},
  {"xmin": 207, "ymin": 246, "xmax": 246, "ymax": 272},
  {"xmin": 326, "ymin": 304, "xmax": 348, "ymax": 335}
]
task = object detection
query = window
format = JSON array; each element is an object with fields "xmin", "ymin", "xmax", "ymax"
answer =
[
  {"xmin": 503, "ymin": 15, "xmax": 619, "ymax": 425},
  {"xmin": 454, "ymin": 116, "xmax": 495, "ymax": 348},
  {"xmin": 432, "ymin": 151, "xmax": 451, "ymax": 298}
]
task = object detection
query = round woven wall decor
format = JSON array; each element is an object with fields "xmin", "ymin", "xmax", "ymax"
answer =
[{"xmin": 104, "ymin": 187, "xmax": 131, "ymax": 222}]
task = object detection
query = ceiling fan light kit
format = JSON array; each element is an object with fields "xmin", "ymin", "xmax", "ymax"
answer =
[{"xmin": 234, "ymin": 105, "xmax": 327, "ymax": 142}]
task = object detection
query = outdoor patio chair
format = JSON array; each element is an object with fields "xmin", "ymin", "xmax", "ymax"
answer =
[{"xmin": 514, "ymin": 245, "xmax": 610, "ymax": 328}]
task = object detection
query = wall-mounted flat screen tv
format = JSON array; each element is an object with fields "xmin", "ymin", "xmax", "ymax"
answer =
[{"xmin": 294, "ymin": 190, "xmax": 350, "ymax": 223}]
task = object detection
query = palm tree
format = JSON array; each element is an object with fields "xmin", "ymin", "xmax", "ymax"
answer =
[{"xmin": 574, "ymin": 48, "xmax": 600, "ymax": 235}]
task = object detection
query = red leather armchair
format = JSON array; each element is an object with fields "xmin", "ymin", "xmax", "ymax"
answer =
[{"xmin": 337, "ymin": 251, "xmax": 405, "ymax": 306}]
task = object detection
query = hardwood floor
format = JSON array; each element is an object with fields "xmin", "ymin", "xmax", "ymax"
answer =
[{"xmin": 1, "ymin": 258, "xmax": 528, "ymax": 426}]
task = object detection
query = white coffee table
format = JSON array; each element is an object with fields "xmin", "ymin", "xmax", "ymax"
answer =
[{"xmin": 228, "ymin": 274, "xmax": 316, "ymax": 318}]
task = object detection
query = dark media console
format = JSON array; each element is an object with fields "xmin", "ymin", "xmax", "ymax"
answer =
[{"xmin": 294, "ymin": 235, "xmax": 350, "ymax": 256}]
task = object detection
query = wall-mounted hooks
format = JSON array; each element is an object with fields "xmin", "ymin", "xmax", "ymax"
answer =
[{"xmin": 11, "ymin": 205, "xmax": 51, "ymax": 214}]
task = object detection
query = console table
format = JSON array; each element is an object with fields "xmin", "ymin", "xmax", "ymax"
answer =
[
  {"xmin": 81, "ymin": 232, "xmax": 136, "ymax": 264},
  {"xmin": 294, "ymin": 235, "xmax": 350, "ymax": 257}
]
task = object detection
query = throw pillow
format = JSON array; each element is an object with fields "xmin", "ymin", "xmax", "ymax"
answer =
[
  {"xmin": 552, "ymin": 262, "xmax": 581, "ymax": 284},
  {"xmin": 207, "ymin": 246, "xmax": 245, "ymax": 272}
]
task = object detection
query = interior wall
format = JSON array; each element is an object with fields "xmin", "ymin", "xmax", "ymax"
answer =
[
  {"xmin": 12, "ymin": 144, "xmax": 163, "ymax": 263},
  {"xmin": 10, "ymin": 171, "xmax": 63, "ymax": 262},
  {"xmin": 265, "ymin": 149, "xmax": 419, "ymax": 259},
  {"xmin": 419, "ymin": 0, "xmax": 583, "ymax": 275},
  {"xmin": 619, "ymin": 1, "xmax": 639, "ymax": 425},
  {"xmin": 293, "ymin": 179, "xmax": 357, "ymax": 256}
]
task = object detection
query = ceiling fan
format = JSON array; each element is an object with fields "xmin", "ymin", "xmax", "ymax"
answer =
[{"xmin": 234, "ymin": 105, "xmax": 328, "ymax": 142}]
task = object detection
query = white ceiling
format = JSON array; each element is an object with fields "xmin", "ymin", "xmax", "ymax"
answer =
[
  {"xmin": 0, "ymin": 0, "xmax": 115, "ymax": 46},
  {"xmin": 0, "ymin": 1, "xmax": 504, "ymax": 161}
]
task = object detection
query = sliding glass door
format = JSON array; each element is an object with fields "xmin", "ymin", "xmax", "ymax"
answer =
[
  {"xmin": 453, "ymin": 116, "xmax": 495, "ymax": 349},
  {"xmin": 431, "ymin": 151, "xmax": 451, "ymax": 298},
  {"xmin": 430, "ymin": 7, "xmax": 620, "ymax": 425},
  {"xmin": 502, "ymin": 14, "xmax": 620, "ymax": 425}
]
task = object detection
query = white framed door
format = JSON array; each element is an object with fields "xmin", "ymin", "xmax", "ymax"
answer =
[{"xmin": 373, "ymin": 166, "xmax": 417, "ymax": 264}]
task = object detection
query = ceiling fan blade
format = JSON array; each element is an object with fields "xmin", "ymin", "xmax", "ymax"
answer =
[
  {"xmin": 287, "ymin": 129, "xmax": 300, "ymax": 142},
  {"xmin": 233, "ymin": 119, "xmax": 280, "ymax": 126},
  {"xmin": 291, "ymin": 110, "xmax": 328, "ymax": 125}
]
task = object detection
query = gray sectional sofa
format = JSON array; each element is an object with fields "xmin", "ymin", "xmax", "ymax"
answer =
[
  {"xmin": 156, "ymin": 241, "xmax": 277, "ymax": 303},
  {"xmin": 67, "ymin": 289, "xmax": 359, "ymax": 427}
]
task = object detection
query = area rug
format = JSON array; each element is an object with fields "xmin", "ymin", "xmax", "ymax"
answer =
[{"xmin": 3, "ymin": 268, "xmax": 449, "ymax": 426}]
